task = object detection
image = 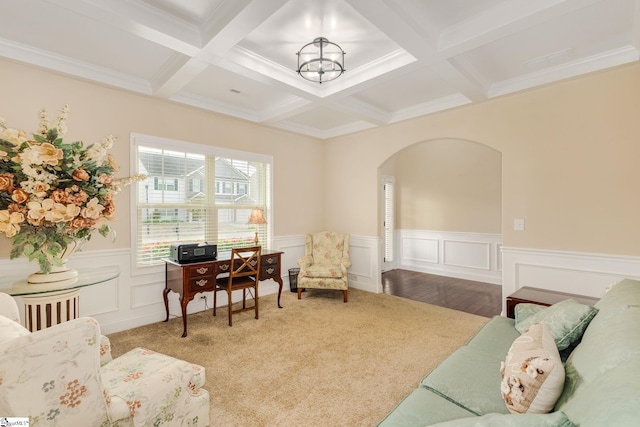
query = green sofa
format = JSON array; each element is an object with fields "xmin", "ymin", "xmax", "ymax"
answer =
[{"xmin": 377, "ymin": 279, "xmax": 640, "ymax": 427}]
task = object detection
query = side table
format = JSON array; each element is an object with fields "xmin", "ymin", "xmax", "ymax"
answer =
[
  {"xmin": 0, "ymin": 267, "xmax": 120, "ymax": 331},
  {"xmin": 505, "ymin": 286, "xmax": 599, "ymax": 319}
]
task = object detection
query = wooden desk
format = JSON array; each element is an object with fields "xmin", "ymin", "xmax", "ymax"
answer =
[
  {"xmin": 163, "ymin": 250, "xmax": 284, "ymax": 337},
  {"xmin": 506, "ymin": 286, "xmax": 599, "ymax": 319}
]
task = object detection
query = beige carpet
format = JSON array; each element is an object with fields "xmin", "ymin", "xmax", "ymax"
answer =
[{"xmin": 108, "ymin": 288, "xmax": 489, "ymax": 427}]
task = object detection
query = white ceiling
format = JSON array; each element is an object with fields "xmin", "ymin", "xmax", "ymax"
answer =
[{"xmin": 1, "ymin": 0, "xmax": 638, "ymax": 139}]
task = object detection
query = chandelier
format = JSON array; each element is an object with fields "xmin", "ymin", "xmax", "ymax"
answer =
[{"xmin": 296, "ymin": 37, "xmax": 345, "ymax": 83}]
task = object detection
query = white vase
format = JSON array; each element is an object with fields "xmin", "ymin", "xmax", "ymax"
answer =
[{"xmin": 27, "ymin": 239, "xmax": 82, "ymax": 284}]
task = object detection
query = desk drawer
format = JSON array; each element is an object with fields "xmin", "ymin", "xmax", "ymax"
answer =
[
  {"xmin": 188, "ymin": 277, "xmax": 214, "ymax": 292},
  {"xmin": 261, "ymin": 265, "xmax": 279, "ymax": 279},
  {"xmin": 187, "ymin": 263, "xmax": 215, "ymax": 278}
]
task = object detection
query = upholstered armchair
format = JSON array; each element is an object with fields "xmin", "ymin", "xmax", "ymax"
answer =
[
  {"xmin": 297, "ymin": 231, "xmax": 352, "ymax": 302},
  {"xmin": 0, "ymin": 293, "xmax": 210, "ymax": 426}
]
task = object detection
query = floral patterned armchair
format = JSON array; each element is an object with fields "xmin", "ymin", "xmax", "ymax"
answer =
[
  {"xmin": 0, "ymin": 293, "xmax": 209, "ymax": 426},
  {"xmin": 297, "ymin": 231, "xmax": 352, "ymax": 302}
]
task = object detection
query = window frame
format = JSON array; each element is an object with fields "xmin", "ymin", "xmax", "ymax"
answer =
[{"xmin": 130, "ymin": 133, "xmax": 273, "ymax": 276}]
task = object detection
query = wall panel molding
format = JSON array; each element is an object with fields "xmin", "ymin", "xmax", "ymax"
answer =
[
  {"xmin": 397, "ymin": 230, "xmax": 502, "ymax": 284},
  {"xmin": 502, "ymin": 246, "xmax": 640, "ymax": 313}
]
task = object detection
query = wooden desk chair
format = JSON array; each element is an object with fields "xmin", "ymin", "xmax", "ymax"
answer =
[{"xmin": 214, "ymin": 246, "xmax": 262, "ymax": 326}]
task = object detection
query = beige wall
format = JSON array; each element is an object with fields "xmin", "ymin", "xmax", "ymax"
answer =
[
  {"xmin": 3, "ymin": 59, "xmax": 640, "ymax": 259},
  {"xmin": 0, "ymin": 59, "xmax": 325, "ymax": 256},
  {"xmin": 326, "ymin": 63, "xmax": 640, "ymax": 256},
  {"xmin": 382, "ymin": 138, "xmax": 501, "ymax": 233}
]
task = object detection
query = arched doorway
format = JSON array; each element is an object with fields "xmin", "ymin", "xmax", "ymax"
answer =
[{"xmin": 379, "ymin": 138, "xmax": 502, "ymax": 284}]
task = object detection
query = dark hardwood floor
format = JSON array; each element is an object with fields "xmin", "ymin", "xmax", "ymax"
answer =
[{"xmin": 382, "ymin": 269, "xmax": 502, "ymax": 318}]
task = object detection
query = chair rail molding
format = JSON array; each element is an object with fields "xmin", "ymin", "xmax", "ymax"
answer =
[{"xmin": 501, "ymin": 246, "xmax": 640, "ymax": 313}]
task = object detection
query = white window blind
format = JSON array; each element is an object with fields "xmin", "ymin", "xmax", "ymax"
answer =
[
  {"xmin": 132, "ymin": 135, "xmax": 272, "ymax": 267},
  {"xmin": 383, "ymin": 178, "xmax": 394, "ymax": 262}
]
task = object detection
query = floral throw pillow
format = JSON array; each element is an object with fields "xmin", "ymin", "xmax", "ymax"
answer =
[{"xmin": 501, "ymin": 322, "xmax": 565, "ymax": 414}]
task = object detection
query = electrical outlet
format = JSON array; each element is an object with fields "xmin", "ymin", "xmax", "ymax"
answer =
[
  {"xmin": 349, "ymin": 274, "xmax": 358, "ymax": 281},
  {"xmin": 200, "ymin": 295, "xmax": 206, "ymax": 300},
  {"xmin": 514, "ymin": 218, "xmax": 525, "ymax": 231}
]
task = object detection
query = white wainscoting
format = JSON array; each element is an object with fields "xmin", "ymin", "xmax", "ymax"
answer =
[
  {"xmin": 502, "ymin": 246, "xmax": 640, "ymax": 313},
  {"xmin": 0, "ymin": 234, "xmax": 381, "ymax": 334},
  {"xmin": 397, "ymin": 230, "xmax": 502, "ymax": 284},
  {"xmin": 273, "ymin": 234, "xmax": 381, "ymax": 294}
]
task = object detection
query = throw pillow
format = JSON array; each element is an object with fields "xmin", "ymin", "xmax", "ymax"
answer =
[
  {"xmin": 501, "ymin": 322, "xmax": 565, "ymax": 414},
  {"xmin": 514, "ymin": 299, "xmax": 598, "ymax": 350},
  {"xmin": 515, "ymin": 303, "xmax": 547, "ymax": 324}
]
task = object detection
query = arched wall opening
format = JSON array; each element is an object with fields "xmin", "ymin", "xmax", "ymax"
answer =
[{"xmin": 378, "ymin": 138, "xmax": 503, "ymax": 284}]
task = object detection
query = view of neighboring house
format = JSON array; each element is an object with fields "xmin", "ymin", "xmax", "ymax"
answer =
[{"xmin": 136, "ymin": 148, "xmax": 266, "ymax": 258}]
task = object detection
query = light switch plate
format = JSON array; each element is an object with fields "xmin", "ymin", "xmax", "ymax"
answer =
[{"xmin": 514, "ymin": 218, "xmax": 525, "ymax": 231}]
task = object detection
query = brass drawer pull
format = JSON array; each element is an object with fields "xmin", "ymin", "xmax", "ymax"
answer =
[
  {"xmin": 196, "ymin": 267, "xmax": 209, "ymax": 275},
  {"xmin": 266, "ymin": 257, "xmax": 274, "ymax": 264},
  {"xmin": 219, "ymin": 264, "xmax": 229, "ymax": 271},
  {"xmin": 196, "ymin": 279, "xmax": 208, "ymax": 287},
  {"xmin": 266, "ymin": 267, "xmax": 274, "ymax": 274}
]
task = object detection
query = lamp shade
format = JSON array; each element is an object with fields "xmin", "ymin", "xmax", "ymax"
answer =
[{"xmin": 247, "ymin": 208, "xmax": 267, "ymax": 225}]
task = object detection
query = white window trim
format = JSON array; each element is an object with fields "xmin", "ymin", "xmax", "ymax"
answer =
[{"xmin": 129, "ymin": 133, "xmax": 274, "ymax": 277}]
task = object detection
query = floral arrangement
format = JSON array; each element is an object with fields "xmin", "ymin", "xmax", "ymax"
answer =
[{"xmin": 0, "ymin": 105, "xmax": 144, "ymax": 273}]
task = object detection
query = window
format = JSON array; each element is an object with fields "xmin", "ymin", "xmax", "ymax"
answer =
[
  {"xmin": 383, "ymin": 177, "xmax": 394, "ymax": 263},
  {"xmin": 154, "ymin": 177, "xmax": 178, "ymax": 191},
  {"xmin": 131, "ymin": 134, "xmax": 272, "ymax": 268}
]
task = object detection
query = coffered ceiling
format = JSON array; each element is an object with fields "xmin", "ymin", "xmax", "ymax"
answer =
[{"xmin": 1, "ymin": 0, "xmax": 638, "ymax": 138}]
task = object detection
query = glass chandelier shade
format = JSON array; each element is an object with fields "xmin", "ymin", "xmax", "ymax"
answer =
[{"xmin": 296, "ymin": 37, "xmax": 345, "ymax": 83}]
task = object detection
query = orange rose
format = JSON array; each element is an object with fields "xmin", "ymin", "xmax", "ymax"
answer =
[
  {"xmin": 32, "ymin": 182, "xmax": 50, "ymax": 197},
  {"xmin": 50, "ymin": 189, "xmax": 69, "ymax": 204},
  {"xmin": 0, "ymin": 173, "xmax": 15, "ymax": 193},
  {"xmin": 97, "ymin": 173, "xmax": 112, "ymax": 185},
  {"xmin": 103, "ymin": 201, "xmax": 116, "ymax": 218},
  {"xmin": 71, "ymin": 191, "xmax": 88, "ymax": 206},
  {"xmin": 72, "ymin": 169, "xmax": 90, "ymax": 182},
  {"xmin": 70, "ymin": 217, "xmax": 93, "ymax": 229},
  {"xmin": 11, "ymin": 189, "xmax": 29, "ymax": 204}
]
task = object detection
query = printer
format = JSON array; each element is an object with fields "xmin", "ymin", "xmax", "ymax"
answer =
[{"xmin": 169, "ymin": 242, "xmax": 217, "ymax": 264}]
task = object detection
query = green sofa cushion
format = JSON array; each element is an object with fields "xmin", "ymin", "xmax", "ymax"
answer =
[
  {"xmin": 466, "ymin": 315, "xmax": 519, "ymax": 357},
  {"xmin": 429, "ymin": 411, "xmax": 575, "ymax": 427},
  {"xmin": 515, "ymin": 299, "xmax": 598, "ymax": 350},
  {"xmin": 555, "ymin": 306, "xmax": 640, "ymax": 411},
  {"xmin": 559, "ymin": 359, "xmax": 640, "ymax": 427},
  {"xmin": 421, "ymin": 346, "xmax": 509, "ymax": 416},
  {"xmin": 591, "ymin": 279, "xmax": 640, "ymax": 325},
  {"xmin": 376, "ymin": 387, "xmax": 475, "ymax": 427}
]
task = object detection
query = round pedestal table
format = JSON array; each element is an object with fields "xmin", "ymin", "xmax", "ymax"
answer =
[{"xmin": 0, "ymin": 267, "xmax": 120, "ymax": 331}]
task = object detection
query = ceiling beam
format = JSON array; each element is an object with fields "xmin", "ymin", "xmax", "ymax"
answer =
[
  {"xmin": 438, "ymin": 0, "xmax": 603, "ymax": 57},
  {"xmin": 43, "ymin": 0, "xmax": 201, "ymax": 56},
  {"xmin": 153, "ymin": 0, "xmax": 288, "ymax": 98}
]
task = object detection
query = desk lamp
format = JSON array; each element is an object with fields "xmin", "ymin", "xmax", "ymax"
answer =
[{"xmin": 247, "ymin": 208, "xmax": 267, "ymax": 245}]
